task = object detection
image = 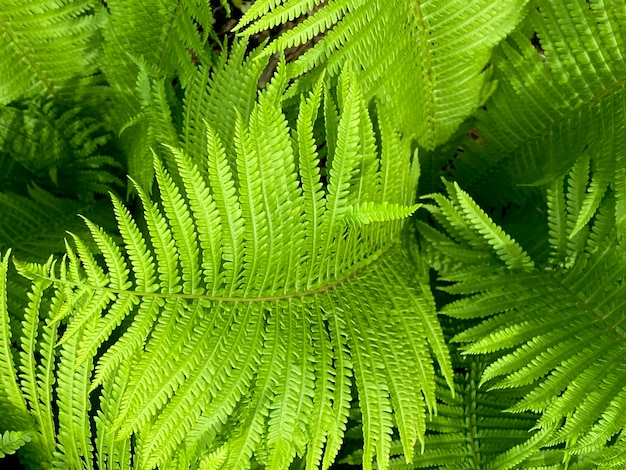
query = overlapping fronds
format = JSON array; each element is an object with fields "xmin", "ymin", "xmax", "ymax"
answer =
[
  {"xmin": 236, "ymin": 0, "xmax": 529, "ymax": 148},
  {"xmin": 0, "ymin": 185, "xmax": 114, "ymax": 263},
  {"xmin": 0, "ymin": 252, "xmax": 59, "ymax": 468},
  {"xmin": 115, "ymin": 36, "xmax": 268, "ymax": 193},
  {"xmin": 181, "ymin": 39, "xmax": 268, "ymax": 169},
  {"xmin": 101, "ymin": 0, "xmax": 220, "ymax": 89},
  {"xmin": 99, "ymin": 0, "xmax": 226, "ymax": 191},
  {"xmin": 344, "ymin": 353, "xmax": 593, "ymax": 469},
  {"xmin": 450, "ymin": 0, "xmax": 626, "ymax": 228},
  {"xmin": 390, "ymin": 356, "xmax": 551, "ymax": 470},
  {"xmin": 0, "ymin": 0, "xmax": 100, "ymax": 104},
  {"xmin": 5, "ymin": 68, "xmax": 451, "ymax": 470},
  {"xmin": 419, "ymin": 171, "xmax": 626, "ymax": 466}
]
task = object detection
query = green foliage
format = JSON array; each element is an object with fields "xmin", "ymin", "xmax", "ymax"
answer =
[
  {"xmin": 0, "ymin": 430, "xmax": 33, "ymax": 458},
  {"xmin": 440, "ymin": 0, "xmax": 626, "ymax": 225},
  {"xmin": 419, "ymin": 173, "xmax": 626, "ymax": 462},
  {"xmin": 1, "ymin": 0, "xmax": 626, "ymax": 469},
  {"xmin": 0, "ymin": 0, "xmax": 100, "ymax": 104},
  {"xmin": 237, "ymin": 0, "xmax": 529, "ymax": 148}
]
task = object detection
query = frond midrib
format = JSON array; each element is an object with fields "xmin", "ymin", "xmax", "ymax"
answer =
[{"xmin": 22, "ymin": 243, "xmax": 397, "ymax": 303}]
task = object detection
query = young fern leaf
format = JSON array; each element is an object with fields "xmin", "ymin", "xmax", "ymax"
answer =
[
  {"xmin": 236, "ymin": 0, "xmax": 529, "ymax": 148},
  {"xmin": 9, "ymin": 68, "xmax": 450, "ymax": 470},
  {"xmin": 420, "ymin": 169, "xmax": 626, "ymax": 465}
]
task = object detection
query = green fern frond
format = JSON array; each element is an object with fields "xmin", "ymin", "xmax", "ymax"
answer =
[
  {"xmin": 344, "ymin": 202, "xmax": 421, "ymax": 226},
  {"xmin": 181, "ymin": 40, "xmax": 268, "ymax": 167},
  {"xmin": 342, "ymin": 347, "xmax": 606, "ymax": 469},
  {"xmin": 450, "ymin": 0, "xmax": 626, "ymax": 227},
  {"xmin": 0, "ymin": 0, "xmax": 100, "ymax": 104},
  {"xmin": 102, "ymin": 0, "xmax": 218, "ymax": 89},
  {"xmin": 237, "ymin": 0, "xmax": 529, "ymax": 148},
  {"xmin": 0, "ymin": 251, "xmax": 30, "ymax": 429},
  {"xmin": 0, "ymin": 98, "xmax": 121, "ymax": 197},
  {"xmin": 100, "ymin": 0, "xmax": 225, "ymax": 191},
  {"xmin": 419, "ymin": 180, "xmax": 534, "ymax": 272},
  {"xmin": 420, "ymin": 169, "xmax": 626, "ymax": 462},
  {"xmin": 9, "ymin": 67, "xmax": 449, "ymax": 470}
]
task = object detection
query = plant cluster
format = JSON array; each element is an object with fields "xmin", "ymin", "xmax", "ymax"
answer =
[{"xmin": 1, "ymin": 0, "xmax": 625, "ymax": 469}]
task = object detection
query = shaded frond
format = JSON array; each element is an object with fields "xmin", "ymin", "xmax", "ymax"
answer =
[
  {"xmin": 344, "ymin": 354, "xmax": 558, "ymax": 469},
  {"xmin": 420, "ymin": 171, "xmax": 626, "ymax": 463},
  {"xmin": 102, "ymin": 0, "xmax": 218, "ymax": 89},
  {"xmin": 419, "ymin": 180, "xmax": 534, "ymax": 272},
  {"xmin": 450, "ymin": 0, "xmax": 626, "ymax": 227},
  {"xmin": 0, "ymin": 430, "xmax": 33, "ymax": 458},
  {"xmin": 0, "ymin": 98, "xmax": 121, "ymax": 197},
  {"xmin": 99, "ymin": 0, "xmax": 224, "ymax": 190},
  {"xmin": 0, "ymin": 186, "xmax": 113, "ymax": 262}
]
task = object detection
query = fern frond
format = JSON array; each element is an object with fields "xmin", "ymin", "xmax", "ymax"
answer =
[
  {"xmin": 451, "ymin": 0, "xmax": 626, "ymax": 227},
  {"xmin": 420, "ymin": 170, "xmax": 626, "ymax": 462},
  {"xmin": 0, "ymin": 430, "xmax": 33, "ymax": 458},
  {"xmin": 102, "ymin": 0, "xmax": 217, "ymax": 89},
  {"xmin": 0, "ymin": 251, "xmax": 30, "ymax": 428},
  {"xmin": 54, "ymin": 321, "xmax": 94, "ymax": 469},
  {"xmin": 182, "ymin": 41, "xmax": 268, "ymax": 167},
  {"xmin": 0, "ymin": 0, "xmax": 100, "ymax": 104},
  {"xmin": 100, "ymin": 0, "xmax": 224, "ymax": 191},
  {"xmin": 115, "ymin": 64, "xmax": 180, "ymax": 192},
  {"xmin": 9, "ymin": 66, "xmax": 447, "ymax": 470},
  {"xmin": 0, "ymin": 186, "xmax": 116, "ymax": 262},
  {"xmin": 0, "ymin": 98, "xmax": 121, "ymax": 198},
  {"xmin": 344, "ymin": 202, "xmax": 420, "ymax": 226},
  {"xmin": 354, "ymin": 355, "xmax": 549, "ymax": 469},
  {"xmin": 237, "ymin": 0, "xmax": 529, "ymax": 148},
  {"xmin": 420, "ymin": 181, "xmax": 534, "ymax": 273}
]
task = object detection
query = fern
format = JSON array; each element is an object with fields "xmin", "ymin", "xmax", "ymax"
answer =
[
  {"xmin": 2, "ymin": 66, "xmax": 451, "ymax": 470},
  {"xmin": 0, "ymin": 185, "xmax": 114, "ymax": 262},
  {"xmin": 2, "ymin": 1, "xmax": 626, "ymax": 469},
  {"xmin": 0, "ymin": 430, "xmax": 33, "ymax": 459},
  {"xmin": 343, "ymin": 352, "xmax": 584, "ymax": 469},
  {"xmin": 419, "ymin": 169, "xmax": 626, "ymax": 465},
  {"xmin": 99, "ymin": 0, "xmax": 229, "ymax": 191},
  {"xmin": 236, "ymin": 0, "xmax": 529, "ymax": 148},
  {"xmin": 0, "ymin": 0, "xmax": 100, "ymax": 104},
  {"xmin": 446, "ymin": 0, "xmax": 626, "ymax": 228}
]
